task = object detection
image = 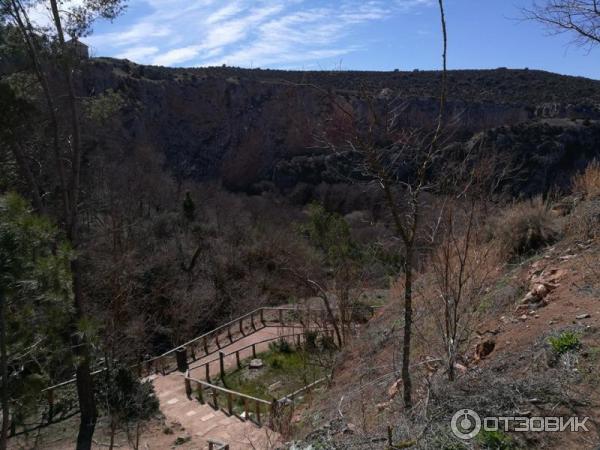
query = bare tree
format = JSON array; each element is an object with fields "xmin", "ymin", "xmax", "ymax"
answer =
[
  {"xmin": 524, "ymin": 0, "xmax": 600, "ymax": 48},
  {"xmin": 427, "ymin": 200, "xmax": 496, "ymax": 381},
  {"xmin": 311, "ymin": 0, "xmax": 449, "ymax": 408}
]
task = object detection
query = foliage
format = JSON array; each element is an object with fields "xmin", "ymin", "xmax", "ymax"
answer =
[
  {"xmin": 0, "ymin": 193, "xmax": 73, "ymax": 421},
  {"xmin": 96, "ymin": 364, "xmax": 159, "ymax": 426},
  {"xmin": 221, "ymin": 345, "xmax": 325, "ymax": 407},
  {"xmin": 475, "ymin": 429, "xmax": 517, "ymax": 450},
  {"xmin": 269, "ymin": 338, "xmax": 292, "ymax": 354},
  {"xmin": 548, "ymin": 331, "xmax": 581, "ymax": 355},
  {"xmin": 84, "ymin": 89, "xmax": 125, "ymax": 123},
  {"xmin": 302, "ymin": 203, "xmax": 361, "ymax": 266}
]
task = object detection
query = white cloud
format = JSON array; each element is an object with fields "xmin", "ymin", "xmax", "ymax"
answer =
[
  {"xmin": 152, "ymin": 45, "xmax": 202, "ymax": 66},
  {"xmin": 117, "ymin": 46, "xmax": 160, "ymax": 61},
  {"xmin": 86, "ymin": 0, "xmax": 433, "ymax": 68}
]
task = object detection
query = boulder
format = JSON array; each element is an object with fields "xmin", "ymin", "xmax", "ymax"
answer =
[
  {"xmin": 532, "ymin": 283, "xmax": 549, "ymax": 298},
  {"xmin": 249, "ymin": 359, "xmax": 264, "ymax": 369}
]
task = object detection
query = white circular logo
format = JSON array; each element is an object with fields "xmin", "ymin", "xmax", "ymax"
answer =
[{"xmin": 451, "ymin": 409, "xmax": 481, "ymax": 440}]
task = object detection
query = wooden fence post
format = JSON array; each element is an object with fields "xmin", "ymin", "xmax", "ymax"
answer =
[
  {"xmin": 205, "ymin": 363, "xmax": 211, "ymax": 383},
  {"xmin": 203, "ymin": 336, "xmax": 209, "ymax": 355},
  {"xmin": 243, "ymin": 398, "xmax": 249, "ymax": 420},
  {"xmin": 252, "ymin": 344, "xmax": 256, "ymax": 358},
  {"xmin": 212, "ymin": 388, "xmax": 219, "ymax": 410},
  {"xmin": 219, "ymin": 351, "xmax": 225, "ymax": 381},
  {"xmin": 239, "ymin": 318, "xmax": 244, "ymax": 336},
  {"xmin": 236, "ymin": 350, "xmax": 241, "ymax": 369},
  {"xmin": 227, "ymin": 392, "xmax": 233, "ymax": 415},
  {"xmin": 250, "ymin": 312, "xmax": 256, "ymax": 331},
  {"xmin": 176, "ymin": 346, "xmax": 188, "ymax": 372},
  {"xmin": 227, "ymin": 325, "xmax": 233, "ymax": 343},
  {"xmin": 255, "ymin": 400, "xmax": 261, "ymax": 426},
  {"xmin": 184, "ymin": 373, "xmax": 192, "ymax": 399},
  {"xmin": 197, "ymin": 383, "xmax": 204, "ymax": 404}
]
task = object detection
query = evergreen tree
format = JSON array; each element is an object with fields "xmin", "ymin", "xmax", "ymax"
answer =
[{"xmin": 0, "ymin": 193, "xmax": 72, "ymax": 449}]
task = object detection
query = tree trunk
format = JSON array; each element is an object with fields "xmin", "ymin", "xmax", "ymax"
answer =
[
  {"xmin": 108, "ymin": 418, "xmax": 116, "ymax": 450},
  {"xmin": 71, "ymin": 259, "xmax": 97, "ymax": 450},
  {"xmin": 0, "ymin": 292, "xmax": 9, "ymax": 450},
  {"xmin": 402, "ymin": 249, "xmax": 413, "ymax": 408},
  {"xmin": 447, "ymin": 354, "xmax": 455, "ymax": 382},
  {"xmin": 47, "ymin": 1, "xmax": 97, "ymax": 447},
  {"xmin": 320, "ymin": 294, "xmax": 343, "ymax": 348}
]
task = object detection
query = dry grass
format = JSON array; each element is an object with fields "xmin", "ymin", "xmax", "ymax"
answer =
[
  {"xmin": 491, "ymin": 197, "xmax": 558, "ymax": 261},
  {"xmin": 572, "ymin": 159, "xmax": 600, "ymax": 199}
]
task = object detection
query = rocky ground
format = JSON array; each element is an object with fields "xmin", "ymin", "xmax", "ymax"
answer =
[{"xmin": 280, "ymin": 203, "xmax": 600, "ymax": 449}]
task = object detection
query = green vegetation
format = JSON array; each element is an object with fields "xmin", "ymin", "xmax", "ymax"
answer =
[
  {"xmin": 220, "ymin": 340, "xmax": 328, "ymax": 413},
  {"xmin": 476, "ymin": 429, "xmax": 517, "ymax": 450},
  {"xmin": 0, "ymin": 193, "xmax": 73, "ymax": 440},
  {"xmin": 549, "ymin": 331, "xmax": 581, "ymax": 355}
]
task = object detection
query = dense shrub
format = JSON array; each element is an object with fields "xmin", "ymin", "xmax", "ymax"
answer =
[
  {"xmin": 269, "ymin": 338, "xmax": 293, "ymax": 354},
  {"xmin": 492, "ymin": 197, "xmax": 558, "ymax": 261}
]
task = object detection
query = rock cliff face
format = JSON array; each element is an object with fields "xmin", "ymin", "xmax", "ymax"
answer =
[{"xmin": 79, "ymin": 58, "xmax": 600, "ymax": 192}]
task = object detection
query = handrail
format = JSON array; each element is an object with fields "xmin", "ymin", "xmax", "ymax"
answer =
[
  {"xmin": 185, "ymin": 375, "xmax": 272, "ymax": 406},
  {"xmin": 141, "ymin": 305, "xmax": 326, "ymax": 365},
  {"xmin": 278, "ymin": 376, "xmax": 330, "ymax": 402},
  {"xmin": 42, "ymin": 305, "xmax": 378, "ymax": 392},
  {"xmin": 188, "ymin": 329, "xmax": 329, "ymax": 370},
  {"xmin": 33, "ymin": 304, "xmax": 378, "ymax": 432}
]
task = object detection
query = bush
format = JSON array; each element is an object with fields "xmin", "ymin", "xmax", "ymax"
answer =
[
  {"xmin": 303, "ymin": 330, "xmax": 318, "ymax": 350},
  {"xmin": 270, "ymin": 356, "xmax": 283, "ymax": 369},
  {"xmin": 549, "ymin": 331, "xmax": 581, "ymax": 355},
  {"xmin": 269, "ymin": 338, "xmax": 292, "ymax": 354},
  {"xmin": 320, "ymin": 334, "xmax": 337, "ymax": 351},
  {"xmin": 572, "ymin": 159, "xmax": 600, "ymax": 199},
  {"xmin": 492, "ymin": 197, "xmax": 557, "ymax": 261},
  {"xmin": 476, "ymin": 429, "xmax": 517, "ymax": 450}
]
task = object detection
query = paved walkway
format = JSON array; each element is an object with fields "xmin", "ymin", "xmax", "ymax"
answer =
[{"xmin": 151, "ymin": 326, "xmax": 295, "ymax": 449}]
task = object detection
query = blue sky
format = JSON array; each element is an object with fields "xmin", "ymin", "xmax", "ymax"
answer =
[{"xmin": 75, "ymin": 0, "xmax": 598, "ymax": 78}]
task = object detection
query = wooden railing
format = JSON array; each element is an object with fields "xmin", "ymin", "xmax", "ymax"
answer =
[
  {"xmin": 36, "ymin": 305, "xmax": 378, "ymax": 428},
  {"xmin": 187, "ymin": 329, "xmax": 335, "ymax": 382},
  {"xmin": 184, "ymin": 374, "xmax": 273, "ymax": 427},
  {"xmin": 278, "ymin": 376, "xmax": 330, "ymax": 403},
  {"xmin": 140, "ymin": 306, "xmax": 332, "ymax": 377}
]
